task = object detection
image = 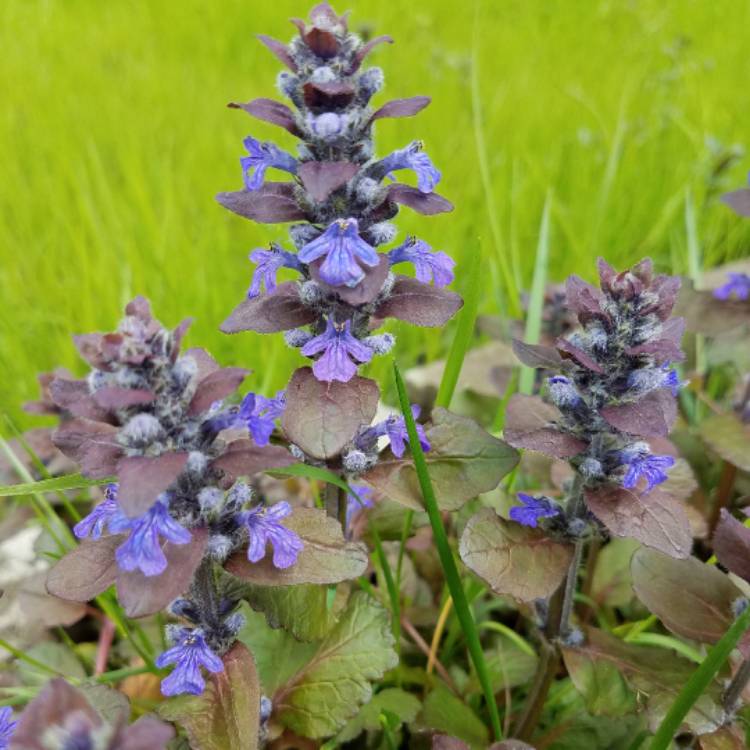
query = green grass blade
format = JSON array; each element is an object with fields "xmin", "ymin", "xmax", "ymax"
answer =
[
  {"xmin": 435, "ymin": 244, "xmax": 483, "ymax": 410},
  {"xmin": 0, "ymin": 473, "xmax": 113, "ymax": 497},
  {"xmin": 372, "ymin": 525, "xmax": 401, "ymax": 645},
  {"xmin": 393, "ymin": 361, "xmax": 503, "ymax": 741},
  {"xmin": 518, "ymin": 194, "xmax": 552, "ymax": 396},
  {"xmin": 649, "ymin": 604, "xmax": 750, "ymax": 750},
  {"xmin": 269, "ymin": 463, "xmax": 356, "ymax": 498}
]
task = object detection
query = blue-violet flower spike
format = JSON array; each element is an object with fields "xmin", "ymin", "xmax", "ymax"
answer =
[
  {"xmin": 379, "ymin": 141, "xmax": 441, "ymax": 193},
  {"xmin": 345, "ymin": 485, "xmax": 375, "ymax": 530},
  {"xmin": 714, "ymin": 272, "xmax": 750, "ymax": 301},
  {"xmin": 240, "ymin": 501, "xmax": 303, "ymax": 569},
  {"xmin": 247, "ymin": 246, "xmax": 302, "ymax": 298},
  {"xmin": 388, "ymin": 238, "xmax": 455, "ymax": 287},
  {"xmin": 156, "ymin": 628, "xmax": 224, "ymax": 697},
  {"xmin": 241, "ymin": 136, "xmax": 297, "ymax": 191},
  {"xmin": 73, "ymin": 483, "xmax": 123, "ymax": 540},
  {"xmin": 298, "ymin": 218, "xmax": 379, "ymax": 288},
  {"xmin": 384, "ymin": 405, "xmax": 430, "ymax": 458},
  {"xmin": 0, "ymin": 707, "xmax": 16, "ymax": 750},
  {"xmin": 300, "ymin": 318, "xmax": 373, "ymax": 382},
  {"xmin": 111, "ymin": 497, "xmax": 192, "ymax": 577},
  {"xmin": 620, "ymin": 449, "xmax": 675, "ymax": 494},
  {"xmin": 509, "ymin": 494, "xmax": 561, "ymax": 528},
  {"xmin": 239, "ymin": 391, "xmax": 286, "ymax": 446}
]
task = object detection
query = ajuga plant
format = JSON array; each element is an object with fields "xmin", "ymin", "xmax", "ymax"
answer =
[
  {"xmin": 215, "ymin": 1, "xmax": 471, "ymax": 527},
  {"xmin": 459, "ymin": 258, "xmax": 694, "ymax": 738}
]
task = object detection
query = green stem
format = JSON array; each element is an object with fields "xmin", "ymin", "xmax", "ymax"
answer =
[
  {"xmin": 394, "ymin": 362, "xmax": 502, "ymax": 741},
  {"xmin": 649, "ymin": 604, "xmax": 750, "ymax": 750}
]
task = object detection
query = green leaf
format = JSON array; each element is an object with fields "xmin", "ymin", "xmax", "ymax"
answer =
[
  {"xmin": 336, "ymin": 688, "xmax": 421, "ymax": 743},
  {"xmin": 699, "ymin": 413, "xmax": 750, "ymax": 472},
  {"xmin": 459, "ymin": 507, "xmax": 574, "ymax": 602},
  {"xmin": 242, "ymin": 583, "xmax": 342, "ymax": 641},
  {"xmin": 237, "ymin": 606, "xmax": 317, "ymax": 696},
  {"xmin": 273, "ymin": 592, "xmax": 398, "ymax": 739},
  {"xmin": 566, "ymin": 627, "xmax": 725, "ymax": 735},
  {"xmin": 0, "ymin": 473, "xmax": 112, "ymax": 497},
  {"xmin": 159, "ymin": 643, "xmax": 261, "ymax": 750},
  {"xmin": 518, "ymin": 194, "xmax": 551, "ymax": 396},
  {"xmin": 562, "ymin": 645, "xmax": 638, "ymax": 717},
  {"xmin": 591, "ymin": 538, "xmax": 640, "ymax": 608},
  {"xmin": 420, "ymin": 685, "xmax": 489, "ymax": 750},
  {"xmin": 362, "ymin": 408, "xmax": 519, "ymax": 511},
  {"xmin": 17, "ymin": 642, "xmax": 86, "ymax": 686},
  {"xmin": 435, "ymin": 246, "xmax": 483, "ymax": 410},
  {"xmin": 392, "ymin": 362, "xmax": 503, "ymax": 742},
  {"xmin": 469, "ymin": 631, "xmax": 537, "ymax": 694},
  {"xmin": 649, "ymin": 604, "xmax": 750, "ymax": 749}
]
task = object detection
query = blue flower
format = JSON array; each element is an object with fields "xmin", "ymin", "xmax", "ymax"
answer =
[
  {"xmin": 239, "ymin": 501, "xmax": 303, "ymax": 569},
  {"xmin": 619, "ymin": 447, "xmax": 675, "ymax": 493},
  {"xmin": 357, "ymin": 405, "xmax": 431, "ymax": 458},
  {"xmin": 714, "ymin": 272, "xmax": 750, "ymax": 301},
  {"xmin": 241, "ymin": 136, "xmax": 297, "ymax": 191},
  {"xmin": 156, "ymin": 627, "xmax": 224, "ymax": 697},
  {"xmin": 661, "ymin": 364, "xmax": 684, "ymax": 396},
  {"xmin": 378, "ymin": 141, "xmax": 441, "ymax": 193},
  {"xmin": 73, "ymin": 483, "xmax": 125, "ymax": 540},
  {"xmin": 247, "ymin": 246, "xmax": 303, "ymax": 298},
  {"xmin": 388, "ymin": 238, "xmax": 455, "ymax": 287},
  {"xmin": 0, "ymin": 707, "xmax": 16, "ymax": 750},
  {"xmin": 345, "ymin": 485, "xmax": 375, "ymax": 530},
  {"xmin": 547, "ymin": 376, "xmax": 582, "ymax": 408},
  {"xmin": 509, "ymin": 494, "xmax": 561, "ymax": 528},
  {"xmin": 111, "ymin": 497, "xmax": 192, "ymax": 577},
  {"xmin": 301, "ymin": 318, "xmax": 374, "ymax": 382},
  {"xmin": 207, "ymin": 390, "xmax": 285, "ymax": 445},
  {"xmin": 298, "ymin": 218, "xmax": 379, "ymax": 288}
]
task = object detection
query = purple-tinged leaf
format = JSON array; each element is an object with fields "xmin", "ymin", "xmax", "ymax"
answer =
[
  {"xmin": 185, "ymin": 347, "xmax": 221, "ymax": 379},
  {"xmin": 387, "ymin": 184, "xmax": 453, "ymax": 214},
  {"xmin": 600, "ymin": 388, "xmax": 677, "ymax": 438},
  {"xmin": 92, "ymin": 387, "xmax": 156, "ymax": 411},
  {"xmin": 511, "ymin": 339, "xmax": 564, "ymax": 369},
  {"xmin": 116, "ymin": 452, "xmax": 190, "ymax": 518},
  {"xmin": 11, "ymin": 679, "xmax": 105, "ymax": 744},
  {"xmin": 50, "ymin": 378, "xmax": 111, "ymax": 421},
  {"xmin": 626, "ymin": 317, "xmax": 686, "ymax": 362},
  {"xmin": 310, "ymin": 253, "xmax": 389, "ymax": 306},
  {"xmin": 228, "ymin": 98, "xmax": 301, "ymax": 136},
  {"xmin": 674, "ymin": 279, "xmax": 749, "ymax": 337},
  {"xmin": 375, "ymin": 276, "xmax": 462, "ymax": 327},
  {"xmin": 370, "ymin": 96, "xmax": 431, "ymax": 122},
  {"xmin": 158, "ymin": 643, "xmax": 260, "ymax": 750},
  {"xmin": 585, "ymin": 485, "xmax": 691, "ymax": 559},
  {"xmin": 504, "ymin": 394, "xmax": 587, "ymax": 458},
  {"xmin": 46, "ymin": 535, "xmax": 124, "ymax": 602},
  {"xmin": 565, "ymin": 275, "xmax": 605, "ymax": 320},
  {"xmin": 221, "ymin": 282, "xmax": 315, "ymax": 335},
  {"xmin": 216, "ymin": 183, "xmax": 306, "ymax": 224},
  {"xmin": 17, "ymin": 573, "xmax": 87, "ymax": 628},
  {"xmin": 304, "ymin": 27, "xmax": 339, "ymax": 58},
  {"xmin": 52, "ymin": 419, "xmax": 121, "ymax": 475},
  {"xmin": 698, "ymin": 727, "xmax": 747, "ymax": 750},
  {"xmin": 713, "ymin": 510, "xmax": 750, "ymax": 584},
  {"xmin": 117, "ymin": 716, "xmax": 176, "ymax": 749},
  {"xmin": 281, "ymin": 368, "xmax": 379, "ymax": 460},
  {"xmin": 362, "ymin": 408, "xmax": 519, "ymax": 512},
  {"xmin": 556, "ymin": 338, "xmax": 604, "ymax": 373},
  {"xmin": 302, "ymin": 81, "xmax": 356, "ymax": 109},
  {"xmin": 117, "ymin": 528, "xmax": 208, "ymax": 618},
  {"xmin": 348, "ymin": 35, "xmax": 393, "ymax": 73},
  {"xmin": 631, "ymin": 546, "xmax": 750, "ymax": 655},
  {"xmin": 188, "ymin": 367, "xmax": 249, "ymax": 415},
  {"xmin": 459, "ymin": 507, "xmax": 574, "ymax": 602},
  {"xmin": 73, "ymin": 333, "xmax": 109, "ymax": 370},
  {"xmin": 226, "ymin": 507, "xmax": 368, "ymax": 585},
  {"xmin": 432, "ymin": 737, "xmax": 469, "ymax": 750},
  {"xmin": 211, "ymin": 439, "xmax": 295, "ymax": 483},
  {"xmin": 256, "ymin": 33, "xmax": 297, "ymax": 71},
  {"xmin": 298, "ymin": 160, "xmax": 359, "ymax": 203},
  {"xmin": 125, "ymin": 295, "xmax": 152, "ymax": 320},
  {"xmin": 721, "ymin": 188, "xmax": 750, "ymax": 217}
]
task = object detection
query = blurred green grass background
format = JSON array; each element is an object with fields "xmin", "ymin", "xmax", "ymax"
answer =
[{"xmin": 2, "ymin": 0, "xmax": 749, "ymax": 429}]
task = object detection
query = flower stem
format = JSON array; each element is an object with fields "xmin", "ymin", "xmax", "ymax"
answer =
[
  {"xmin": 723, "ymin": 656, "xmax": 750, "ymax": 714},
  {"xmin": 559, "ymin": 537, "xmax": 584, "ymax": 639}
]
